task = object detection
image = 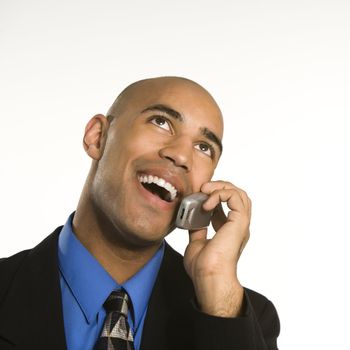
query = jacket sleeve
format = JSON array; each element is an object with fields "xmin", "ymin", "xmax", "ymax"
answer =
[{"xmin": 192, "ymin": 289, "xmax": 280, "ymax": 350}]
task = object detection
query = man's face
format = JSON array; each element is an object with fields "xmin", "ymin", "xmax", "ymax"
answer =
[{"xmin": 91, "ymin": 79, "xmax": 223, "ymax": 247}]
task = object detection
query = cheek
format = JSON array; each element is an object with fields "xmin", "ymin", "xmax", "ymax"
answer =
[
  {"xmin": 102, "ymin": 130, "xmax": 153, "ymax": 169},
  {"xmin": 120, "ymin": 129, "xmax": 159, "ymax": 157},
  {"xmin": 97, "ymin": 131, "xmax": 162, "ymax": 190},
  {"xmin": 191, "ymin": 159, "xmax": 216, "ymax": 192}
]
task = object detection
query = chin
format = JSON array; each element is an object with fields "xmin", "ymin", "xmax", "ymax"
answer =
[{"xmin": 118, "ymin": 216, "xmax": 171, "ymax": 248}]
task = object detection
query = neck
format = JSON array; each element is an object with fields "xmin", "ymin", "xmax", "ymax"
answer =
[{"xmin": 72, "ymin": 198, "xmax": 163, "ymax": 284}]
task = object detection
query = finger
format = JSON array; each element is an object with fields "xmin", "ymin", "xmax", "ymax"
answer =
[
  {"xmin": 237, "ymin": 189, "xmax": 251, "ymax": 214},
  {"xmin": 247, "ymin": 196, "xmax": 252, "ymax": 222},
  {"xmin": 211, "ymin": 203, "xmax": 227, "ymax": 232},
  {"xmin": 202, "ymin": 182, "xmax": 251, "ymax": 212},
  {"xmin": 188, "ymin": 227, "xmax": 208, "ymax": 243},
  {"xmin": 238, "ymin": 229, "xmax": 250, "ymax": 257},
  {"xmin": 208, "ymin": 221, "xmax": 250, "ymax": 260},
  {"xmin": 203, "ymin": 188, "xmax": 247, "ymax": 213},
  {"xmin": 201, "ymin": 180, "xmax": 236, "ymax": 193}
]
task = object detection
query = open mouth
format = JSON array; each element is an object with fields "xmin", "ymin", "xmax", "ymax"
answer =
[{"xmin": 138, "ymin": 174, "xmax": 178, "ymax": 203}]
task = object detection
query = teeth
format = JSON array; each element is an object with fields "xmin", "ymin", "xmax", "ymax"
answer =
[{"xmin": 138, "ymin": 174, "xmax": 178, "ymax": 201}]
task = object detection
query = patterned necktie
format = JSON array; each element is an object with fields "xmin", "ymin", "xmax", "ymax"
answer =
[{"xmin": 94, "ymin": 290, "xmax": 134, "ymax": 350}]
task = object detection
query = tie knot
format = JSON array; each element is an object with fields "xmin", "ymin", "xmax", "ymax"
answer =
[{"xmin": 103, "ymin": 290, "xmax": 130, "ymax": 317}]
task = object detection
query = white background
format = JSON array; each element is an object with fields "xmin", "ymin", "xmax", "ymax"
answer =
[{"xmin": 1, "ymin": 0, "xmax": 349, "ymax": 348}]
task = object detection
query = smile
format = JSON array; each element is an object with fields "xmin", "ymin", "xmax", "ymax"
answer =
[{"xmin": 137, "ymin": 174, "xmax": 178, "ymax": 202}]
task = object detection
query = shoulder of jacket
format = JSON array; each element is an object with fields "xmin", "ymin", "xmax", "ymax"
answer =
[
  {"xmin": 244, "ymin": 287, "xmax": 278, "ymax": 321},
  {"xmin": 0, "ymin": 249, "xmax": 31, "ymax": 303}
]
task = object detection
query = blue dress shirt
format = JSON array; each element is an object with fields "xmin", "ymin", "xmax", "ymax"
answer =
[{"xmin": 58, "ymin": 214, "xmax": 165, "ymax": 350}]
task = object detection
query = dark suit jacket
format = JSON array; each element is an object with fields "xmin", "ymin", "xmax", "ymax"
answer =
[{"xmin": 0, "ymin": 227, "xmax": 280, "ymax": 349}]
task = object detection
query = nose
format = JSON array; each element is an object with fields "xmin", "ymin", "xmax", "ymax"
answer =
[{"xmin": 159, "ymin": 136, "xmax": 193, "ymax": 172}]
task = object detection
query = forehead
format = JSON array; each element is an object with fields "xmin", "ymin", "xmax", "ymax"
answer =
[{"xmin": 112, "ymin": 78, "xmax": 224, "ymax": 139}]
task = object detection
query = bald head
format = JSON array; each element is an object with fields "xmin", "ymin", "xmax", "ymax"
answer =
[{"xmin": 107, "ymin": 77, "xmax": 223, "ymax": 133}]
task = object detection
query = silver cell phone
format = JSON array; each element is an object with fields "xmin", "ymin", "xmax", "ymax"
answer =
[{"xmin": 175, "ymin": 192, "xmax": 213, "ymax": 230}]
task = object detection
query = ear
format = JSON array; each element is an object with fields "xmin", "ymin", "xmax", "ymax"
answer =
[{"xmin": 83, "ymin": 114, "xmax": 109, "ymax": 160}]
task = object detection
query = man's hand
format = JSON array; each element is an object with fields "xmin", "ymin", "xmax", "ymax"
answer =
[{"xmin": 183, "ymin": 181, "xmax": 251, "ymax": 317}]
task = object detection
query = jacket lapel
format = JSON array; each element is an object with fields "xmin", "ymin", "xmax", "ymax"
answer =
[
  {"xmin": 0, "ymin": 229, "xmax": 67, "ymax": 349},
  {"xmin": 140, "ymin": 243, "xmax": 195, "ymax": 350}
]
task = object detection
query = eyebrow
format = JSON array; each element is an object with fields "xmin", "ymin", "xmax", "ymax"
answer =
[
  {"xmin": 201, "ymin": 127, "xmax": 223, "ymax": 154},
  {"xmin": 141, "ymin": 103, "xmax": 223, "ymax": 155},
  {"xmin": 141, "ymin": 104, "xmax": 183, "ymax": 121}
]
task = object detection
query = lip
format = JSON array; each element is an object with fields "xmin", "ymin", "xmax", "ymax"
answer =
[
  {"xmin": 136, "ymin": 177, "xmax": 176, "ymax": 211},
  {"xmin": 136, "ymin": 167, "xmax": 185, "ymax": 198}
]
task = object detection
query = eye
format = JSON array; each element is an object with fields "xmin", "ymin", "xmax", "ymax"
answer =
[
  {"xmin": 150, "ymin": 116, "xmax": 171, "ymax": 132},
  {"xmin": 195, "ymin": 143, "xmax": 214, "ymax": 158}
]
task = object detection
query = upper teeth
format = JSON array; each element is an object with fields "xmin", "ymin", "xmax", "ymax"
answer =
[{"xmin": 138, "ymin": 174, "xmax": 178, "ymax": 201}]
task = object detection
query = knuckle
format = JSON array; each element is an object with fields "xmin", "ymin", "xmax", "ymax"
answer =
[
  {"xmin": 246, "ymin": 229, "xmax": 251, "ymax": 240},
  {"xmin": 242, "ymin": 190, "xmax": 248, "ymax": 197},
  {"xmin": 200, "ymin": 182, "xmax": 211, "ymax": 192}
]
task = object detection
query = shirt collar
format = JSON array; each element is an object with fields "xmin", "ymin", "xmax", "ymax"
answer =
[{"xmin": 58, "ymin": 213, "xmax": 164, "ymax": 330}]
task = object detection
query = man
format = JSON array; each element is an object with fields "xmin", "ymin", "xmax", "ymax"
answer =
[{"xmin": 0, "ymin": 77, "xmax": 280, "ymax": 349}]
